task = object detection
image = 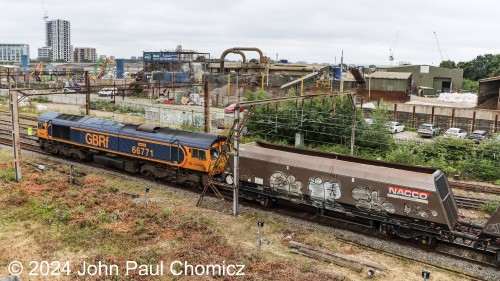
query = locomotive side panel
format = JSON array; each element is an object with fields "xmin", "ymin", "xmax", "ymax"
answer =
[{"xmin": 117, "ymin": 135, "xmax": 185, "ymax": 164}]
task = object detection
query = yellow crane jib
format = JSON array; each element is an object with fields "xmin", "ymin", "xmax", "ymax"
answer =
[
  {"xmin": 29, "ymin": 62, "xmax": 44, "ymax": 81},
  {"xmin": 91, "ymin": 58, "xmax": 116, "ymax": 80}
]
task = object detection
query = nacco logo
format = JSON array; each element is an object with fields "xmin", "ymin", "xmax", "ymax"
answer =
[{"xmin": 387, "ymin": 186, "xmax": 429, "ymax": 203}]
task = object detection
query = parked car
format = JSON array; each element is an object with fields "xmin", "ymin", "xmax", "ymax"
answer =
[
  {"xmin": 364, "ymin": 118, "xmax": 374, "ymax": 126},
  {"xmin": 418, "ymin": 123, "xmax": 441, "ymax": 138},
  {"xmin": 387, "ymin": 121, "xmax": 405, "ymax": 134},
  {"xmin": 98, "ymin": 87, "xmax": 117, "ymax": 97},
  {"xmin": 62, "ymin": 87, "xmax": 77, "ymax": 93},
  {"xmin": 468, "ymin": 130, "xmax": 491, "ymax": 143},
  {"xmin": 224, "ymin": 103, "xmax": 244, "ymax": 113},
  {"xmin": 444, "ymin": 128, "xmax": 467, "ymax": 139}
]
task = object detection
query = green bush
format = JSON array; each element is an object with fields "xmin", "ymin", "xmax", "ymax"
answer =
[
  {"xmin": 463, "ymin": 158, "xmax": 500, "ymax": 181},
  {"xmin": 481, "ymin": 201, "xmax": 500, "ymax": 215},
  {"xmin": 88, "ymin": 100, "xmax": 145, "ymax": 114}
]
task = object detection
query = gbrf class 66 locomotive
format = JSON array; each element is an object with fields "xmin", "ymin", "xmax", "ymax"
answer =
[{"xmin": 37, "ymin": 112, "xmax": 228, "ymax": 185}]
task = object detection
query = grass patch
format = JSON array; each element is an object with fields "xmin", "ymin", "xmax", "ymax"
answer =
[{"xmin": 481, "ymin": 201, "xmax": 500, "ymax": 215}]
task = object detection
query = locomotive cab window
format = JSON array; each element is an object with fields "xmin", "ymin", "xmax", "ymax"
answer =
[
  {"xmin": 210, "ymin": 147, "xmax": 219, "ymax": 160},
  {"xmin": 38, "ymin": 122, "xmax": 44, "ymax": 129},
  {"xmin": 192, "ymin": 149, "xmax": 207, "ymax": 160}
]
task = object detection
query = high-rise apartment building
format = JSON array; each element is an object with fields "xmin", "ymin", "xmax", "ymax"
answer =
[
  {"xmin": 37, "ymin": 46, "xmax": 52, "ymax": 60},
  {"xmin": 45, "ymin": 19, "xmax": 71, "ymax": 62},
  {"xmin": 0, "ymin": 44, "xmax": 30, "ymax": 62},
  {"xmin": 73, "ymin": 47, "xmax": 97, "ymax": 63}
]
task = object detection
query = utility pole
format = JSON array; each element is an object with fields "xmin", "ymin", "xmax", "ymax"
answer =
[
  {"xmin": 85, "ymin": 71, "xmax": 90, "ymax": 115},
  {"xmin": 349, "ymin": 93, "xmax": 356, "ymax": 156},
  {"xmin": 8, "ymin": 68, "xmax": 22, "ymax": 182},
  {"xmin": 233, "ymin": 106, "xmax": 240, "ymax": 216},
  {"xmin": 204, "ymin": 80, "xmax": 210, "ymax": 133},
  {"xmin": 340, "ymin": 50, "xmax": 344, "ymax": 93},
  {"xmin": 234, "ymin": 72, "xmax": 241, "ymax": 216}
]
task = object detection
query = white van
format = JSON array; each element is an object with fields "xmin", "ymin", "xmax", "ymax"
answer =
[{"xmin": 98, "ymin": 87, "xmax": 117, "ymax": 97}]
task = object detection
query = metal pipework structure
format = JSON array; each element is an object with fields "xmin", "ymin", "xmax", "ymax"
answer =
[
  {"xmin": 231, "ymin": 51, "xmax": 247, "ymax": 64},
  {"xmin": 219, "ymin": 47, "xmax": 265, "ymax": 74}
]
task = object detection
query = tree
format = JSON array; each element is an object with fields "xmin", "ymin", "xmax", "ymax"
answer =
[
  {"xmin": 462, "ymin": 79, "xmax": 478, "ymax": 92},
  {"xmin": 439, "ymin": 60, "xmax": 457, "ymax": 69},
  {"xmin": 457, "ymin": 54, "xmax": 500, "ymax": 80}
]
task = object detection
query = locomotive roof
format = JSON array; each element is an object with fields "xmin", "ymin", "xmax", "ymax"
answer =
[
  {"xmin": 240, "ymin": 142, "xmax": 440, "ymax": 191},
  {"xmin": 120, "ymin": 125, "xmax": 226, "ymax": 149},
  {"xmin": 38, "ymin": 112, "xmax": 226, "ymax": 150}
]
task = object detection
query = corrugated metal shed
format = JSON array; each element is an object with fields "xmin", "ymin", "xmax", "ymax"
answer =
[
  {"xmin": 369, "ymin": 72, "xmax": 412, "ymax": 80},
  {"xmin": 477, "ymin": 76, "xmax": 500, "ymax": 109}
]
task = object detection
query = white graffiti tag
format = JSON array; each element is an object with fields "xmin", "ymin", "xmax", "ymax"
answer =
[
  {"xmin": 308, "ymin": 177, "xmax": 341, "ymax": 202},
  {"xmin": 484, "ymin": 223, "xmax": 500, "ymax": 234},
  {"xmin": 270, "ymin": 172, "xmax": 303, "ymax": 195},
  {"xmin": 352, "ymin": 187, "xmax": 396, "ymax": 214}
]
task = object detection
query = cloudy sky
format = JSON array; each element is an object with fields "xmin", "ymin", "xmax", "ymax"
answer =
[{"xmin": 2, "ymin": 0, "xmax": 499, "ymax": 66}]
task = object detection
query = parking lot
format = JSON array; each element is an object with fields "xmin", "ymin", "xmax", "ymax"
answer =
[{"xmin": 392, "ymin": 131, "xmax": 433, "ymax": 143}]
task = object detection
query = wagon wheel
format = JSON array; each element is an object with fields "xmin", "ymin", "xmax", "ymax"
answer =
[
  {"xmin": 259, "ymin": 197, "xmax": 274, "ymax": 208},
  {"xmin": 143, "ymin": 170, "xmax": 155, "ymax": 178}
]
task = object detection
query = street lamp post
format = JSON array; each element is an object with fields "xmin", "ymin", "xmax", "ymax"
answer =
[{"xmin": 368, "ymin": 71, "xmax": 371, "ymax": 102}]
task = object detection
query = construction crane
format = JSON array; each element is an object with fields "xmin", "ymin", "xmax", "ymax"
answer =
[
  {"xmin": 41, "ymin": 0, "xmax": 48, "ymax": 21},
  {"xmin": 29, "ymin": 62, "xmax": 44, "ymax": 81},
  {"xmin": 389, "ymin": 30, "xmax": 399, "ymax": 65},
  {"xmin": 433, "ymin": 31, "xmax": 448, "ymax": 62},
  {"xmin": 91, "ymin": 57, "xmax": 116, "ymax": 80}
]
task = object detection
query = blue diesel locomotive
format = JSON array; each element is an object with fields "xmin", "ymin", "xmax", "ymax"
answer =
[{"xmin": 37, "ymin": 112, "xmax": 228, "ymax": 184}]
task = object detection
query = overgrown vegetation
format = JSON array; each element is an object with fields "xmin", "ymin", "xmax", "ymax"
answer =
[
  {"xmin": 481, "ymin": 201, "xmax": 500, "ymax": 215},
  {"xmin": 88, "ymin": 100, "xmax": 145, "ymax": 114},
  {"xmin": 29, "ymin": 96, "xmax": 50, "ymax": 103},
  {"xmin": 440, "ymin": 54, "xmax": 500, "ymax": 81},
  {"xmin": 246, "ymin": 92, "xmax": 394, "ymax": 152},
  {"xmin": 462, "ymin": 79, "xmax": 479, "ymax": 92},
  {"xmin": 384, "ymin": 137, "xmax": 500, "ymax": 181}
]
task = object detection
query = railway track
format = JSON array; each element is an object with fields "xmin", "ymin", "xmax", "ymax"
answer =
[
  {"xmin": 450, "ymin": 180, "xmax": 500, "ymax": 195},
  {"xmin": 0, "ymin": 109, "xmax": 39, "ymax": 122},
  {"xmin": 455, "ymin": 195, "xmax": 497, "ymax": 210},
  {"xmin": 333, "ymin": 236, "xmax": 493, "ymax": 280}
]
